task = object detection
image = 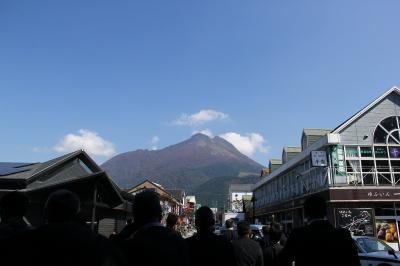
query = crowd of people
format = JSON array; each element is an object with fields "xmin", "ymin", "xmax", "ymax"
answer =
[{"xmin": 0, "ymin": 189, "xmax": 361, "ymax": 266}]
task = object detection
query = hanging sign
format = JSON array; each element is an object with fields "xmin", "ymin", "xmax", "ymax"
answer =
[{"xmin": 311, "ymin": 150, "xmax": 328, "ymax": 167}]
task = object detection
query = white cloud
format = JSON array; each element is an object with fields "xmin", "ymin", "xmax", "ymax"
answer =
[
  {"xmin": 149, "ymin": 136, "xmax": 160, "ymax": 150},
  {"xmin": 174, "ymin": 109, "xmax": 228, "ymax": 126},
  {"xmin": 192, "ymin": 129, "xmax": 214, "ymax": 138},
  {"xmin": 219, "ymin": 132, "xmax": 269, "ymax": 156},
  {"xmin": 54, "ymin": 129, "xmax": 116, "ymax": 157}
]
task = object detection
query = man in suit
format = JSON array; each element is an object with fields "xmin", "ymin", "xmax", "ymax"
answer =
[
  {"xmin": 262, "ymin": 223, "xmax": 284, "ymax": 266},
  {"xmin": 232, "ymin": 221, "xmax": 263, "ymax": 266},
  {"xmin": 275, "ymin": 195, "xmax": 360, "ymax": 266},
  {"xmin": 124, "ymin": 190, "xmax": 190, "ymax": 266},
  {"xmin": 223, "ymin": 219, "xmax": 238, "ymax": 242},
  {"xmin": 186, "ymin": 206, "xmax": 237, "ymax": 266}
]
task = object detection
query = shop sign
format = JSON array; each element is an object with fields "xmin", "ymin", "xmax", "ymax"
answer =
[
  {"xmin": 367, "ymin": 191, "xmax": 391, "ymax": 198},
  {"xmin": 390, "ymin": 147, "xmax": 400, "ymax": 158},
  {"xmin": 330, "ymin": 145, "xmax": 346, "ymax": 175},
  {"xmin": 360, "ymin": 147, "xmax": 373, "ymax": 157},
  {"xmin": 335, "ymin": 208, "xmax": 374, "ymax": 236},
  {"xmin": 330, "ymin": 188, "xmax": 400, "ymax": 201},
  {"xmin": 374, "ymin": 146, "xmax": 388, "ymax": 158},
  {"xmin": 311, "ymin": 151, "xmax": 328, "ymax": 167}
]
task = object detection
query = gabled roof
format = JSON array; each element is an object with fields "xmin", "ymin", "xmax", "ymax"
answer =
[
  {"xmin": 283, "ymin": 146, "xmax": 301, "ymax": 153},
  {"xmin": 269, "ymin": 159, "xmax": 283, "ymax": 164},
  {"xmin": 0, "ymin": 151, "xmax": 124, "ymax": 208},
  {"xmin": 127, "ymin": 179, "xmax": 180, "ymax": 204},
  {"xmin": 303, "ymin": 128, "xmax": 332, "ymax": 136},
  {"xmin": 333, "ymin": 86, "xmax": 400, "ymax": 133},
  {"xmin": 0, "ymin": 150, "xmax": 87, "ymax": 182}
]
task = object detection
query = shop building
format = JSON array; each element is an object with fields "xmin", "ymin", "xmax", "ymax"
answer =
[
  {"xmin": 253, "ymin": 87, "xmax": 400, "ymax": 250},
  {"xmin": 0, "ymin": 150, "xmax": 132, "ymax": 237}
]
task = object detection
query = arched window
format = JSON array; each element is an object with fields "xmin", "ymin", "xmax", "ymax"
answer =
[{"xmin": 374, "ymin": 116, "xmax": 400, "ymax": 144}]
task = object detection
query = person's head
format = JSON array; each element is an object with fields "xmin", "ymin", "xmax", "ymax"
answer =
[
  {"xmin": 269, "ymin": 223, "xmax": 282, "ymax": 244},
  {"xmin": 166, "ymin": 213, "xmax": 178, "ymax": 229},
  {"xmin": 45, "ymin": 189, "xmax": 80, "ymax": 223},
  {"xmin": 304, "ymin": 195, "xmax": 327, "ymax": 220},
  {"xmin": 0, "ymin": 191, "xmax": 29, "ymax": 221},
  {"xmin": 237, "ymin": 220, "xmax": 251, "ymax": 238},
  {"xmin": 225, "ymin": 219, "xmax": 235, "ymax": 229},
  {"xmin": 133, "ymin": 190, "xmax": 162, "ymax": 226},
  {"xmin": 195, "ymin": 206, "xmax": 215, "ymax": 233},
  {"xmin": 262, "ymin": 225, "xmax": 269, "ymax": 236}
]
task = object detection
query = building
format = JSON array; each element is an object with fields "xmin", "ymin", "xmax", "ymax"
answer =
[
  {"xmin": 228, "ymin": 184, "xmax": 253, "ymax": 212},
  {"xmin": 253, "ymin": 87, "xmax": 400, "ymax": 250},
  {"xmin": 166, "ymin": 189, "xmax": 187, "ymax": 214},
  {"xmin": 0, "ymin": 150, "xmax": 132, "ymax": 236}
]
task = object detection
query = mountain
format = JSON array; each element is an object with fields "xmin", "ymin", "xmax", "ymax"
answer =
[{"xmin": 101, "ymin": 133, "xmax": 265, "ymax": 204}]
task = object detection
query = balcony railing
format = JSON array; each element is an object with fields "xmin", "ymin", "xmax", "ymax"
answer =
[{"xmin": 254, "ymin": 166, "xmax": 400, "ymax": 208}]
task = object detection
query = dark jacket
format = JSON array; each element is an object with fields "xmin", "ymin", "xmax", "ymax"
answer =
[
  {"xmin": 2, "ymin": 222, "xmax": 123, "ymax": 266},
  {"xmin": 224, "ymin": 229, "xmax": 238, "ymax": 242},
  {"xmin": 125, "ymin": 224, "xmax": 190, "ymax": 266},
  {"xmin": 232, "ymin": 237, "xmax": 263, "ymax": 266},
  {"xmin": 275, "ymin": 220, "xmax": 360, "ymax": 266},
  {"xmin": 186, "ymin": 231, "xmax": 237, "ymax": 266},
  {"xmin": 0, "ymin": 218, "xmax": 32, "ymax": 240},
  {"xmin": 262, "ymin": 243, "xmax": 283, "ymax": 266}
]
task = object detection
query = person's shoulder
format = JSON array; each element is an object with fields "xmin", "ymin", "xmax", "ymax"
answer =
[
  {"xmin": 289, "ymin": 226, "xmax": 306, "ymax": 236},
  {"xmin": 334, "ymin": 227, "xmax": 353, "ymax": 239}
]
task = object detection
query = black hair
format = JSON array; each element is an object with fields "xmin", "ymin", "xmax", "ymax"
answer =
[
  {"xmin": 45, "ymin": 189, "xmax": 80, "ymax": 223},
  {"xmin": 133, "ymin": 190, "xmax": 162, "ymax": 225},
  {"xmin": 195, "ymin": 206, "xmax": 215, "ymax": 231},
  {"xmin": 225, "ymin": 219, "xmax": 235, "ymax": 229},
  {"xmin": 166, "ymin": 213, "xmax": 178, "ymax": 228},
  {"xmin": 269, "ymin": 223, "xmax": 282, "ymax": 243},
  {"xmin": 0, "ymin": 191, "xmax": 29, "ymax": 220},
  {"xmin": 237, "ymin": 220, "xmax": 251, "ymax": 237},
  {"xmin": 304, "ymin": 195, "xmax": 327, "ymax": 219}
]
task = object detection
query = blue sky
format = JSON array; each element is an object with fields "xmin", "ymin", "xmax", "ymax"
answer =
[{"xmin": 1, "ymin": 0, "xmax": 400, "ymax": 165}]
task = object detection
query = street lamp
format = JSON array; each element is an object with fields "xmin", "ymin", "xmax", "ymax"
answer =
[{"xmin": 251, "ymin": 195, "xmax": 257, "ymax": 224}]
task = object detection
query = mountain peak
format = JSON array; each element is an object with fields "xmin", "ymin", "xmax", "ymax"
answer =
[
  {"xmin": 101, "ymin": 134, "xmax": 264, "ymax": 202},
  {"xmin": 190, "ymin": 133, "xmax": 212, "ymax": 141}
]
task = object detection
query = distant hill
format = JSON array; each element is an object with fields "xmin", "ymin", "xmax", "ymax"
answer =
[{"xmin": 101, "ymin": 133, "xmax": 265, "ymax": 204}]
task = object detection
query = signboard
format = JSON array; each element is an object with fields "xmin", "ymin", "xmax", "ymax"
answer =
[
  {"xmin": 330, "ymin": 188, "xmax": 400, "ymax": 201},
  {"xmin": 376, "ymin": 218, "xmax": 399, "ymax": 251},
  {"xmin": 311, "ymin": 150, "xmax": 328, "ymax": 167},
  {"xmin": 330, "ymin": 145, "xmax": 346, "ymax": 175},
  {"xmin": 335, "ymin": 208, "xmax": 374, "ymax": 236}
]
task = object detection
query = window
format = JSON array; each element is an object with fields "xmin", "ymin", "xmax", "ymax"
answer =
[
  {"xmin": 346, "ymin": 160, "xmax": 361, "ymax": 172},
  {"xmin": 357, "ymin": 238, "xmax": 391, "ymax": 253},
  {"xmin": 374, "ymin": 116, "xmax": 400, "ymax": 144},
  {"xmin": 391, "ymin": 160, "xmax": 400, "ymax": 172},
  {"xmin": 374, "ymin": 127, "xmax": 388, "ymax": 143},
  {"xmin": 361, "ymin": 160, "xmax": 374, "ymax": 172},
  {"xmin": 381, "ymin": 116, "xmax": 398, "ymax": 132},
  {"xmin": 376, "ymin": 160, "xmax": 390, "ymax": 172}
]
